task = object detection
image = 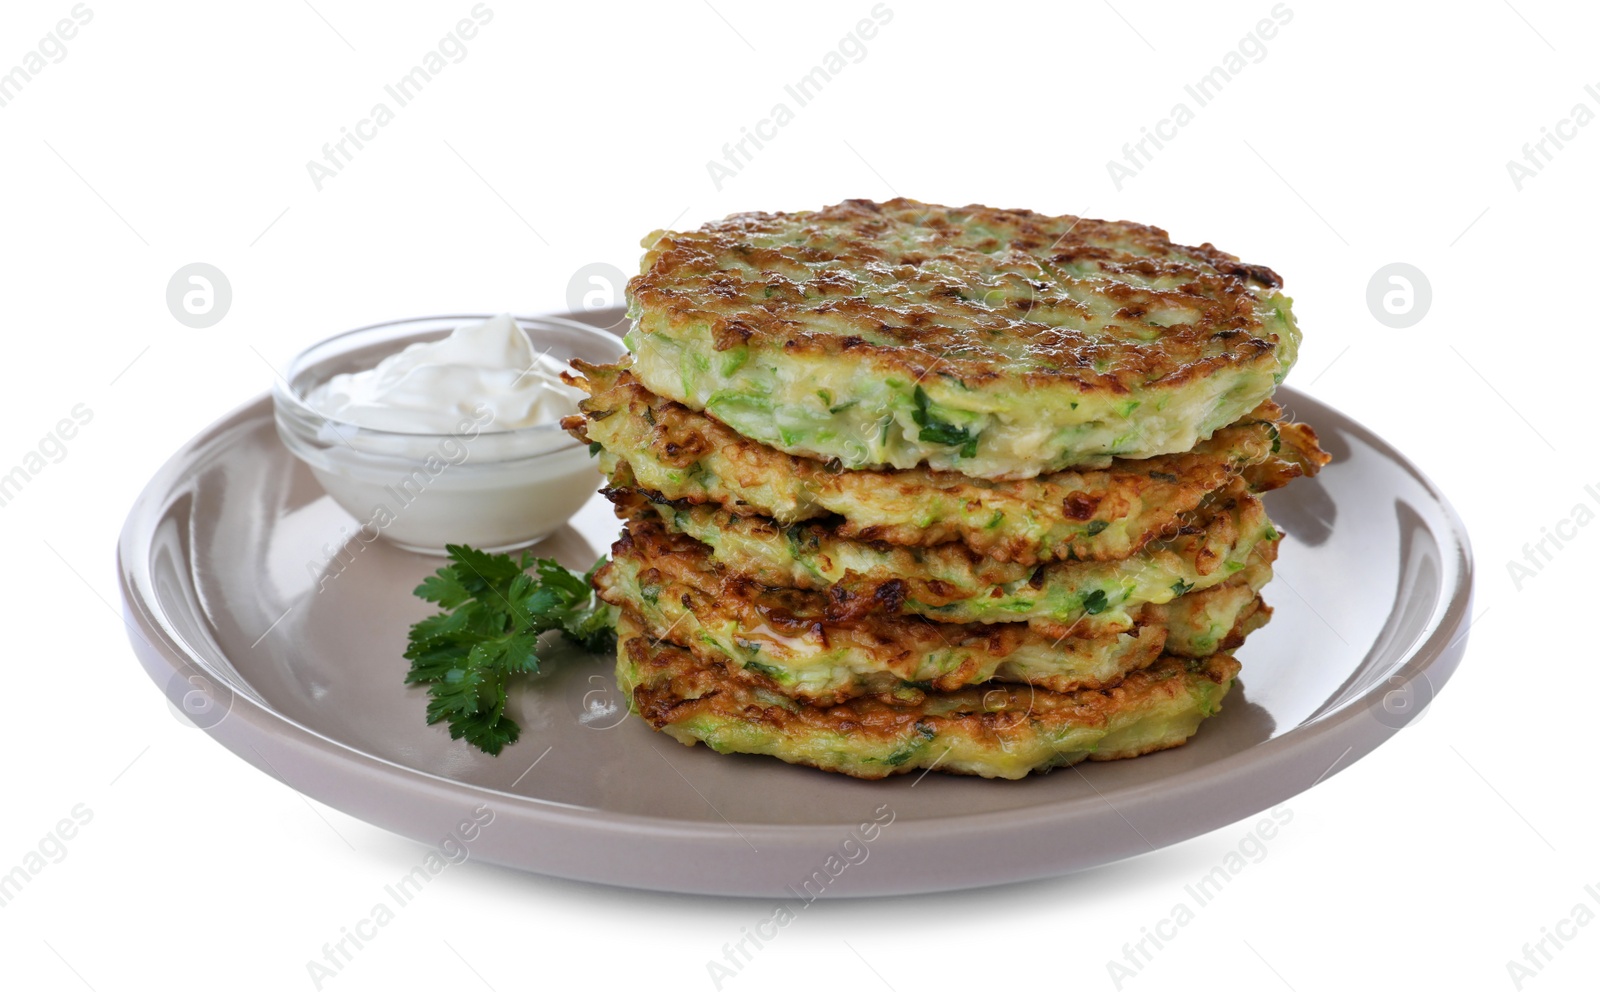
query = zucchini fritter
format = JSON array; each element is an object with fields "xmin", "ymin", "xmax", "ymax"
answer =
[
  {"xmin": 625, "ymin": 198, "xmax": 1301, "ymax": 479},
  {"xmin": 596, "ymin": 516, "xmax": 1271, "ymax": 704},
  {"xmin": 605, "ymin": 470, "xmax": 1281, "ymax": 631},
  {"xmin": 565, "ymin": 361, "xmax": 1327, "ymax": 565},
  {"xmin": 617, "ymin": 612, "xmax": 1242, "ymax": 780}
]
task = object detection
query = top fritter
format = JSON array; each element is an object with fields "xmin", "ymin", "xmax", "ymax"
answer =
[{"xmin": 624, "ymin": 198, "xmax": 1301, "ymax": 480}]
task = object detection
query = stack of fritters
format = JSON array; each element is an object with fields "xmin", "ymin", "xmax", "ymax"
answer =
[{"xmin": 564, "ymin": 199, "xmax": 1328, "ymax": 780}]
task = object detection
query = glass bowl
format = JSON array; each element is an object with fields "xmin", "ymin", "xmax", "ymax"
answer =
[{"xmin": 272, "ymin": 314, "xmax": 627, "ymax": 555}]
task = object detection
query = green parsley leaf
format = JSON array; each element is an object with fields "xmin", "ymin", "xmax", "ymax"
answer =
[{"xmin": 403, "ymin": 545, "xmax": 617, "ymax": 755}]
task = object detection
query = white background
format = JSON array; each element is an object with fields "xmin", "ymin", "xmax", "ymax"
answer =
[{"xmin": 2, "ymin": 1, "xmax": 1596, "ymax": 989}]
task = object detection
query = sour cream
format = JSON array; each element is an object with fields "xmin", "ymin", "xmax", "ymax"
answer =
[
  {"xmin": 305, "ymin": 313, "xmax": 581, "ymax": 434},
  {"xmin": 276, "ymin": 314, "xmax": 619, "ymax": 556}
]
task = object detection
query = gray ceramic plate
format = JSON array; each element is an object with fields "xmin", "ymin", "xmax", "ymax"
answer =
[{"xmin": 118, "ymin": 308, "xmax": 1474, "ymax": 897}]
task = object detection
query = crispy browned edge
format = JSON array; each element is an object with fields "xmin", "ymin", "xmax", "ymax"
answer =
[
  {"xmin": 562, "ymin": 362, "xmax": 1327, "ymax": 566},
  {"xmin": 600, "ymin": 514, "xmax": 1269, "ymax": 703},
  {"xmin": 620, "ymin": 619, "xmax": 1242, "ymax": 779},
  {"xmin": 627, "ymin": 197, "xmax": 1291, "ymax": 393}
]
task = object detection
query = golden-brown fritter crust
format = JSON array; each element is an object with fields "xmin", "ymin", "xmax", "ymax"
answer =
[
  {"xmin": 597, "ymin": 515, "xmax": 1269, "ymax": 704},
  {"xmin": 617, "ymin": 612, "xmax": 1242, "ymax": 780},
  {"xmin": 603, "ymin": 470, "xmax": 1280, "ymax": 631},
  {"xmin": 564, "ymin": 361, "xmax": 1327, "ymax": 566},
  {"xmin": 628, "ymin": 198, "xmax": 1290, "ymax": 392}
]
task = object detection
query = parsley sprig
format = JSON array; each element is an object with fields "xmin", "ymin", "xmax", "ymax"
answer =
[{"xmin": 403, "ymin": 545, "xmax": 615, "ymax": 755}]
